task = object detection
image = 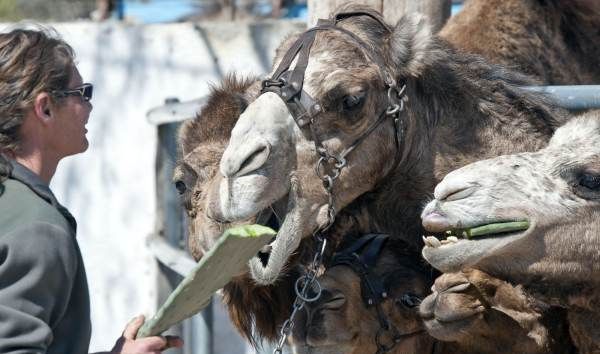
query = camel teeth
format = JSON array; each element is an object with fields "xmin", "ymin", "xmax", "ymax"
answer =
[
  {"xmin": 260, "ymin": 244, "xmax": 272, "ymax": 253},
  {"xmin": 441, "ymin": 236, "xmax": 460, "ymax": 245},
  {"xmin": 425, "ymin": 236, "xmax": 441, "ymax": 248}
]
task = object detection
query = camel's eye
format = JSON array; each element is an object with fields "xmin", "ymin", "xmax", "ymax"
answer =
[
  {"xmin": 579, "ymin": 173, "xmax": 600, "ymax": 191},
  {"xmin": 571, "ymin": 170, "xmax": 600, "ymax": 200},
  {"xmin": 175, "ymin": 180, "xmax": 187, "ymax": 195},
  {"xmin": 342, "ymin": 93, "xmax": 365, "ymax": 112}
]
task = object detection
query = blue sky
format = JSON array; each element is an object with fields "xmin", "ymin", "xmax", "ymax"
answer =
[{"xmin": 123, "ymin": 1, "xmax": 462, "ymax": 24}]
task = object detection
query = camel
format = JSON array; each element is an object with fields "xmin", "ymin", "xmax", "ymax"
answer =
[
  {"xmin": 420, "ymin": 111, "xmax": 600, "ymax": 353},
  {"xmin": 174, "ymin": 75, "xmax": 306, "ymax": 344},
  {"xmin": 210, "ymin": 4, "xmax": 567, "ymax": 286},
  {"xmin": 440, "ymin": 0, "xmax": 600, "ymax": 84}
]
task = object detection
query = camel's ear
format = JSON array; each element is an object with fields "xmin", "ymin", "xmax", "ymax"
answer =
[{"xmin": 389, "ymin": 13, "xmax": 433, "ymax": 78}]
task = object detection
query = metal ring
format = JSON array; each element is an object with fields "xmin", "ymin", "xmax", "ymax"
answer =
[
  {"xmin": 295, "ymin": 276, "xmax": 322, "ymax": 303},
  {"xmin": 334, "ymin": 156, "xmax": 347, "ymax": 169},
  {"xmin": 386, "ymin": 104, "xmax": 400, "ymax": 116},
  {"xmin": 322, "ymin": 175, "xmax": 333, "ymax": 189},
  {"xmin": 387, "ymin": 86, "xmax": 396, "ymax": 103},
  {"xmin": 397, "ymin": 83, "xmax": 407, "ymax": 97},
  {"xmin": 315, "ymin": 156, "xmax": 327, "ymax": 179}
]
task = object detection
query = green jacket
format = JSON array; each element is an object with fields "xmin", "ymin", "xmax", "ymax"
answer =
[{"xmin": 0, "ymin": 160, "xmax": 91, "ymax": 354}]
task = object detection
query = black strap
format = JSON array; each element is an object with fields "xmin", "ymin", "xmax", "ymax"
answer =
[
  {"xmin": 264, "ymin": 10, "xmax": 396, "ymax": 102},
  {"xmin": 330, "ymin": 233, "xmax": 389, "ymax": 306},
  {"xmin": 333, "ymin": 10, "xmax": 392, "ymax": 32}
]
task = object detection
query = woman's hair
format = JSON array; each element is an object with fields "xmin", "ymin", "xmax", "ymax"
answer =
[{"xmin": 0, "ymin": 25, "xmax": 76, "ymax": 154}]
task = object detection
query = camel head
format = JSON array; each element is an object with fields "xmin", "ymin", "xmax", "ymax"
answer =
[
  {"xmin": 421, "ymin": 111, "xmax": 600, "ymax": 284},
  {"xmin": 173, "ymin": 75, "xmax": 262, "ymax": 261},
  {"xmin": 212, "ymin": 5, "xmax": 435, "ymax": 284},
  {"xmin": 290, "ymin": 237, "xmax": 434, "ymax": 354}
]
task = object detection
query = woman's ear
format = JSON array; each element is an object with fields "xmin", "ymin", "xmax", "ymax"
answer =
[
  {"xmin": 33, "ymin": 92, "xmax": 53, "ymax": 123},
  {"xmin": 389, "ymin": 13, "xmax": 433, "ymax": 78}
]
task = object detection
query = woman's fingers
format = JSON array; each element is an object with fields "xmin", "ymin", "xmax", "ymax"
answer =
[{"xmin": 122, "ymin": 315, "xmax": 145, "ymax": 340}]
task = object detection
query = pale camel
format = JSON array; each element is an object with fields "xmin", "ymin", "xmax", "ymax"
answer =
[{"xmin": 421, "ymin": 111, "xmax": 600, "ymax": 353}]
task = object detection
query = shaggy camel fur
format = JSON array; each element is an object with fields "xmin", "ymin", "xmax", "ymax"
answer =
[
  {"xmin": 441, "ymin": 0, "xmax": 600, "ymax": 84},
  {"xmin": 421, "ymin": 112, "xmax": 600, "ymax": 353}
]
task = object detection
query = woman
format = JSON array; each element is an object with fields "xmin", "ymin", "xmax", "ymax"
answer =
[{"xmin": 0, "ymin": 26, "xmax": 182, "ymax": 353}]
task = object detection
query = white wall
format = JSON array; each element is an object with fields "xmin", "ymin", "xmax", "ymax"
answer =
[{"xmin": 2, "ymin": 19, "xmax": 303, "ymax": 352}]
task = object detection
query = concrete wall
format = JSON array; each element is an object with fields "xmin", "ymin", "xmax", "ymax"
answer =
[{"xmin": 1, "ymin": 19, "xmax": 304, "ymax": 352}]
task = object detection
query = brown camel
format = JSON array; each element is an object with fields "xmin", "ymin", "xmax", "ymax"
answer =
[
  {"xmin": 441, "ymin": 0, "xmax": 600, "ymax": 84},
  {"xmin": 421, "ymin": 111, "xmax": 600, "ymax": 353},
  {"xmin": 289, "ymin": 236, "xmax": 436, "ymax": 354}
]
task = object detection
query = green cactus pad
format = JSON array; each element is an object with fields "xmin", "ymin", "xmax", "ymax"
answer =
[
  {"xmin": 445, "ymin": 221, "xmax": 529, "ymax": 239},
  {"xmin": 137, "ymin": 224, "xmax": 276, "ymax": 338}
]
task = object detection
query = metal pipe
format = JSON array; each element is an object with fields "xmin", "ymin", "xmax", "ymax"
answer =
[{"xmin": 522, "ymin": 85, "xmax": 600, "ymax": 110}]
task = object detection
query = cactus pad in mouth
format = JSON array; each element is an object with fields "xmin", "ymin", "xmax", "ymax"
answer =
[{"xmin": 445, "ymin": 221, "xmax": 530, "ymax": 239}]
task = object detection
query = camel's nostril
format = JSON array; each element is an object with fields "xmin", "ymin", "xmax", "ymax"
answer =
[
  {"xmin": 221, "ymin": 142, "xmax": 271, "ymax": 178},
  {"xmin": 435, "ymin": 184, "xmax": 478, "ymax": 202},
  {"xmin": 236, "ymin": 144, "xmax": 270, "ymax": 176}
]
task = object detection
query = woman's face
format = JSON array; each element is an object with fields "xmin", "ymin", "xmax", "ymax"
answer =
[{"xmin": 47, "ymin": 66, "xmax": 93, "ymax": 159}]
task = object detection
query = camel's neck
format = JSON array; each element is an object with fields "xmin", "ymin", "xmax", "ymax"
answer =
[{"xmin": 349, "ymin": 43, "xmax": 566, "ymax": 247}]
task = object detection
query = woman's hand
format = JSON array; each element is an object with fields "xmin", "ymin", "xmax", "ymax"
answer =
[{"xmin": 110, "ymin": 315, "xmax": 183, "ymax": 354}]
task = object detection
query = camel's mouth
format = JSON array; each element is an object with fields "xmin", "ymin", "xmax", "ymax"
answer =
[
  {"xmin": 254, "ymin": 197, "xmax": 287, "ymax": 266},
  {"xmin": 422, "ymin": 220, "xmax": 531, "ymax": 273},
  {"xmin": 423, "ymin": 220, "xmax": 530, "ymax": 248}
]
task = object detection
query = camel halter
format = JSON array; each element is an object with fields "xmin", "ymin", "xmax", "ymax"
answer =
[
  {"xmin": 331, "ymin": 234, "xmax": 425, "ymax": 354},
  {"xmin": 265, "ymin": 11, "xmax": 408, "ymax": 354},
  {"xmin": 261, "ymin": 11, "xmax": 407, "ymax": 189}
]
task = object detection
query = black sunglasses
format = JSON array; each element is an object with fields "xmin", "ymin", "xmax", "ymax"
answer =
[{"xmin": 52, "ymin": 83, "xmax": 93, "ymax": 102}]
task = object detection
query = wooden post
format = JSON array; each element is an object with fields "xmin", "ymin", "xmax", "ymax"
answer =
[{"xmin": 307, "ymin": 0, "xmax": 451, "ymax": 32}]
